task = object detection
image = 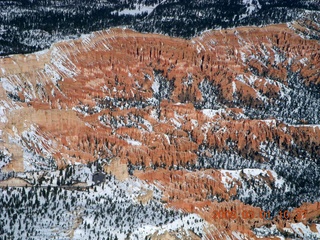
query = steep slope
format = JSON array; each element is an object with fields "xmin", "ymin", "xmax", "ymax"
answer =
[{"xmin": 0, "ymin": 21, "xmax": 320, "ymax": 239}]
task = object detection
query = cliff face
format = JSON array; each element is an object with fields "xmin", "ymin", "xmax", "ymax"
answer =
[{"xmin": 0, "ymin": 21, "xmax": 320, "ymax": 239}]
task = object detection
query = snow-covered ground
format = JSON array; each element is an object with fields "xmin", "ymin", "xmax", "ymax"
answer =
[
  {"xmin": 0, "ymin": 163, "xmax": 206, "ymax": 239},
  {"xmin": 113, "ymin": 3, "xmax": 159, "ymax": 16}
]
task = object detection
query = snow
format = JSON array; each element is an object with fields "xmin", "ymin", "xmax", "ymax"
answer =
[
  {"xmin": 164, "ymin": 134, "xmax": 170, "ymax": 144},
  {"xmin": 132, "ymin": 213, "xmax": 205, "ymax": 239},
  {"xmin": 21, "ymin": 29, "xmax": 53, "ymax": 47},
  {"xmin": 221, "ymin": 168, "xmax": 286, "ymax": 190},
  {"xmin": 269, "ymin": 170, "xmax": 285, "ymax": 188},
  {"xmin": 291, "ymin": 222, "xmax": 320, "ymax": 239},
  {"xmin": 239, "ymin": 0, "xmax": 261, "ymax": 19},
  {"xmin": 191, "ymin": 119, "xmax": 198, "ymax": 128},
  {"xmin": 236, "ymin": 74, "xmax": 247, "ymax": 85},
  {"xmin": 220, "ymin": 170, "xmax": 240, "ymax": 190},
  {"xmin": 1, "ymin": 163, "xmax": 208, "ymax": 239},
  {"xmin": 50, "ymin": 46, "xmax": 79, "ymax": 78},
  {"xmin": 232, "ymin": 81, "xmax": 237, "ymax": 93},
  {"xmin": 34, "ymin": 48, "xmax": 49, "ymax": 57},
  {"xmin": 18, "ymin": 124, "xmax": 57, "ymax": 171},
  {"xmin": 84, "ymin": 122, "xmax": 92, "ymax": 128},
  {"xmin": 0, "ymin": 77, "xmax": 16, "ymax": 92},
  {"xmin": 151, "ymin": 78, "xmax": 160, "ymax": 94},
  {"xmin": 195, "ymin": 40, "xmax": 206, "ymax": 53},
  {"xmin": 183, "ymin": 73, "xmax": 193, "ymax": 86},
  {"xmin": 0, "ymin": 147, "xmax": 11, "ymax": 169},
  {"xmin": 150, "ymin": 109, "xmax": 158, "ymax": 119},
  {"xmin": 72, "ymin": 106, "xmax": 89, "ymax": 116},
  {"xmin": 120, "ymin": 5, "xmax": 153, "ymax": 15},
  {"xmin": 299, "ymin": 57, "xmax": 308, "ymax": 66},
  {"xmin": 142, "ymin": 118, "xmax": 153, "ymax": 132},
  {"xmin": 243, "ymin": 168, "xmax": 264, "ymax": 176},
  {"xmin": 232, "ymin": 231, "xmax": 247, "ymax": 240},
  {"xmin": 44, "ymin": 64, "xmax": 61, "ymax": 85},
  {"xmin": 170, "ymin": 118, "xmax": 181, "ymax": 128},
  {"xmin": 262, "ymin": 119, "xmax": 277, "ymax": 127},
  {"xmin": 0, "ymin": 100, "xmax": 21, "ymax": 124},
  {"xmin": 272, "ymin": 48, "xmax": 285, "ymax": 65},
  {"xmin": 282, "ymin": 227, "xmax": 294, "ymax": 234},
  {"xmin": 235, "ymin": 75, "xmax": 269, "ymax": 102},
  {"xmin": 113, "ymin": 3, "xmax": 161, "ymax": 16},
  {"xmin": 80, "ymin": 33, "xmax": 92, "ymax": 47},
  {"xmin": 254, "ymin": 224, "xmax": 281, "ymax": 238},
  {"xmin": 125, "ymin": 138, "xmax": 142, "ymax": 146},
  {"xmin": 202, "ymin": 109, "xmax": 225, "ymax": 118}
]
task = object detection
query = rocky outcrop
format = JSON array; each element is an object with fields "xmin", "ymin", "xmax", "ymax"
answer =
[
  {"xmin": 103, "ymin": 157, "xmax": 128, "ymax": 181},
  {"xmin": 136, "ymin": 189, "xmax": 153, "ymax": 205},
  {"xmin": 0, "ymin": 24, "xmax": 319, "ymax": 171}
]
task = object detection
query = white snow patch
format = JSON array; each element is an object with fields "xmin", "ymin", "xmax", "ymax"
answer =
[
  {"xmin": 150, "ymin": 109, "xmax": 158, "ymax": 119},
  {"xmin": 191, "ymin": 119, "xmax": 198, "ymax": 128},
  {"xmin": 44, "ymin": 64, "xmax": 61, "ymax": 85},
  {"xmin": 170, "ymin": 118, "xmax": 181, "ymax": 128},
  {"xmin": 232, "ymin": 81, "xmax": 237, "ymax": 93},
  {"xmin": 50, "ymin": 46, "xmax": 79, "ymax": 78},
  {"xmin": 0, "ymin": 77, "xmax": 16, "ymax": 92},
  {"xmin": 236, "ymin": 74, "xmax": 247, "ymax": 85},
  {"xmin": 164, "ymin": 134, "xmax": 170, "ymax": 144},
  {"xmin": 113, "ymin": 3, "xmax": 161, "ymax": 16},
  {"xmin": 262, "ymin": 119, "xmax": 277, "ymax": 127},
  {"xmin": 241, "ymin": 0, "xmax": 261, "ymax": 19},
  {"xmin": 34, "ymin": 48, "xmax": 49, "ymax": 57},
  {"xmin": 220, "ymin": 170, "xmax": 241, "ymax": 190},
  {"xmin": 142, "ymin": 119, "xmax": 153, "ymax": 132},
  {"xmin": 269, "ymin": 170, "xmax": 285, "ymax": 188},
  {"xmin": 202, "ymin": 109, "xmax": 225, "ymax": 118},
  {"xmin": 0, "ymin": 100, "xmax": 21, "ymax": 123},
  {"xmin": 232, "ymin": 231, "xmax": 247, "ymax": 240},
  {"xmin": 132, "ymin": 213, "xmax": 206, "ymax": 239},
  {"xmin": 32, "ymin": 48, "xmax": 50, "ymax": 61},
  {"xmin": 151, "ymin": 78, "xmax": 160, "ymax": 94},
  {"xmin": 221, "ymin": 168, "xmax": 285, "ymax": 190},
  {"xmin": 72, "ymin": 106, "xmax": 89, "ymax": 116},
  {"xmin": 299, "ymin": 57, "xmax": 308, "ymax": 66},
  {"xmin": 291, "ymin": 222, "xmax": 320, "ymax": 239}
]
